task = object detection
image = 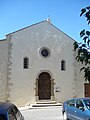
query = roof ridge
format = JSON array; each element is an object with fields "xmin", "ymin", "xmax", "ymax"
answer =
[{"xmin": 6, "ymin": 20, "xmax": 48, "ymax": 36}]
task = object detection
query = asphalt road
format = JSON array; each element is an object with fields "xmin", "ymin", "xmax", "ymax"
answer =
[{"xmin": 20, "ymin": 106, "xmax": 63, "ymax": 120}]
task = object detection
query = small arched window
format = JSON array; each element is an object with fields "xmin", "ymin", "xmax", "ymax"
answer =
[
  {"xmin": 61, "ymin": 60, "xmax": 66, "ymax": 71},
  {"xmin": 23, "ymin": 57, "xmax": 29, "ymax": 69}
]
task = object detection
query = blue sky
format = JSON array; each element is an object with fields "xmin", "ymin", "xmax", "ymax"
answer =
[{"xmin": 0, "ymin": 0, "xmax": 89, "ymax": 42}]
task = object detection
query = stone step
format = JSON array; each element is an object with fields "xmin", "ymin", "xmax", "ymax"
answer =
[
  {"xmin": 31, "ymin": 101, "xmax": 62, "ymax": 107},
  {"xmin": 35, "ymin": 100, "xmax": 57, "ymax": 104}
]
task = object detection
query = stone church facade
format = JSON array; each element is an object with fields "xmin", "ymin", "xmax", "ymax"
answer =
[{"xmin": 0, "ymin": 20, "xmax": 85, "ymax": 106}]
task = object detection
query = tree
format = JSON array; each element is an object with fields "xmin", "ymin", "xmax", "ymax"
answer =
[{"xmin": 73, "ymin": 6, "xmax": 90, "ymax": 83}]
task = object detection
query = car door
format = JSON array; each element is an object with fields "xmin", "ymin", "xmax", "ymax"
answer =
[
  {"xmin": 66, "ymin": 99, "xmax": 76, "ymax": 119},
  {"xmin": 74, "ymin": 99, "xmax": 88, "ymax": 120}
]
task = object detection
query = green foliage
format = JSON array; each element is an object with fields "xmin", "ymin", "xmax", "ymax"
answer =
[
  {"xmin": 74, "ymin": 6, "xmax": 90, "ymax": 83},
  {"xmin": 80, "ymin": 6, "xmax": 90, "ymax": 24}
]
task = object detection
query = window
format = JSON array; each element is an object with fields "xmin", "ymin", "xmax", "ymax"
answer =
[
  {"xmin": 8, "ymin": 109, "xmax": 16, "ymax": 120},
  {"xmin": 84, "ymin": 99, "xmax": 90, "ymax": 110},
  {"xmin": 76, "ymin": 100, "xmax": 84, "ymax": 109},
  {"xmin": 12, "ymin": 106, "xmax": 21, "ymax": 120},
  {"xmin": 61, "ymin": 60, "xmax": 66, "ymax": 71},
  {"xmin": 40, "ymin": 47, "xmax": 50, "ymax": 58},
  {"xmin": 8, "ymin": 106, "xmax": 21, "ymax": 120},
  {"xmin": 67, "ymin": 100, "xmax": 75, "ymax": 107},
  {"xmin": 41, "ymin": 49, "xmax": 49, "ymax": 57},
  {"xmin": 23, "ymin": 57, "xmax": 29, "ymax": 69}
]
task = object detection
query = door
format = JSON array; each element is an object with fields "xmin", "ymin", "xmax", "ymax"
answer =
[
  {"xmin": 84, "ymin": 83, "xmax": 90, "ymax": 97},
  {"xmin": 75, "ymin": 99, "xmax": 88, "ymax": 120},
  {"xmin": 38, "ymin": 72, "xmax": 51, "ymax": 100}
]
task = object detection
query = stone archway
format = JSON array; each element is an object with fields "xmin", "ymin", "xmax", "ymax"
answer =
[{"xmin": 38, "ymin": 72, "xmax": 51, "ymax": 100}]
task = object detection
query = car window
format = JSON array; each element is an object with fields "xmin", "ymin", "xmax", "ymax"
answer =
[
  {"xmin": 8, "ymin": 105, "xmax": 22, "ymax": 120},
  {"xmin": 76, "ymin": 100, "xmax": 84, "ymax": 109},
  {"xmin": 0, "ymin": 114, "xmax": 6, "ymax": 120},
  {"xmin": 84, "ymin": 99, "xmax": 90, "ymax": 110},
  {"xmin": 12, "ymin": 106, "xmax": 21, "ymax": 120},
  {"xmin": 67, "ymin": 100, "xmax": 75, "ymax": 107},
  {"xmin": 8, "ymin": 108, "xmax": 16, "ymax": 120}
]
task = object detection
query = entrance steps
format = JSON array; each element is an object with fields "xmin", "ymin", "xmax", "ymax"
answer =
[
  {"xmin": 19, "ymin": 101, "xmax": 62, "ymax": 111},
  {"xmin": 35, "ymin": 100, "xmax": 57, "ymax": 104},
  {"xmin": 31, "ymin": 101, "xmax": 62, "ymax": 107}
]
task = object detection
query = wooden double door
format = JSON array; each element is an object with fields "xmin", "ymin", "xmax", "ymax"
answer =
[
  {"xmin": 38, "ymin": 72, "xmax": 51, "ymax": 100},
  {"xmin": 84, "ymin": 83, "xmax": 90, "ymax": 97}
]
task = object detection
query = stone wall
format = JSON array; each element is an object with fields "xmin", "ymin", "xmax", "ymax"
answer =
[{"xmin": 0, "ymin": 39, "xmax": 9, "ymax": 101}]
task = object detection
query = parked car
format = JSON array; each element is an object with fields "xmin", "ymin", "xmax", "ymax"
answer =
[
  {"xmin": 0, "ymin": 102, "xmax": 24, "ymax": 120},
  {"xmin": 62, "ymin": 98, "xmax": 90, "ymax": 120}
]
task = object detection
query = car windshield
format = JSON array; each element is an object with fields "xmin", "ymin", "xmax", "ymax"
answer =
[
  {"xmin": 0, "ymin": 114, "xmax": 6, "ymax": 120},
  {"xmin": 84, "ymin": 99, "xmax": 90, "ymax": 110}
]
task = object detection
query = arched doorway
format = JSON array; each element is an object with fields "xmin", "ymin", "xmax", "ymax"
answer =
[{"xmin": 38, "ymin": 72, "xmax": 51, "ymax": 100}]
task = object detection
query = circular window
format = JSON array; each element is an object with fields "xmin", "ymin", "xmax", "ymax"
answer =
[{"xmin": 40, "ymin": 47, "xmax": 50, "ymax": 57}]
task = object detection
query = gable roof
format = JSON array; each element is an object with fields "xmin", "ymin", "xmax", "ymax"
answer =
[{"xmin": 6, "ymin": 20, "xmax": 75, "ymax": 42}]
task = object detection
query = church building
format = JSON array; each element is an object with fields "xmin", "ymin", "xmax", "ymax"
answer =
[{"xmin": 0, "ymin": 20, "xmax": 85, "ymax": 106}]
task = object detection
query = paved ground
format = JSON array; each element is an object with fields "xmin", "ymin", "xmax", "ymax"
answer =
[{"xmin": 20, "ymin": 106, "xmax": 63, "ymax": 120}]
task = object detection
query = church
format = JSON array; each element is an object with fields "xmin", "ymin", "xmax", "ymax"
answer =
[{"xmin": 0, "ymin": 19, "xmax": 86, "ymax": 106}]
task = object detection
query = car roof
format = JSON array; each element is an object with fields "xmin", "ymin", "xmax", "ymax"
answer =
[
  {"xmin": 0, "ymin": 102, "xmax": 14, "ymax": 115},
  {"xmin": 67, "ymin": 98, "xmax": 90, "ymax": 101}
]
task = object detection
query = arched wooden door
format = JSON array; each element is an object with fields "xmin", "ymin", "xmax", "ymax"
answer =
[{"xmin": 38, "ymin": 72, "xmax": 51, "ymax": 100}]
